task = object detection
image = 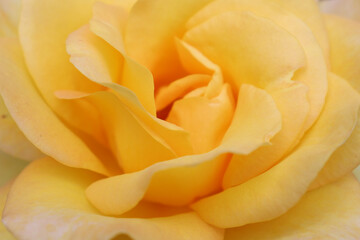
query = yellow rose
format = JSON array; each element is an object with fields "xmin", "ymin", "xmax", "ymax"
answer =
[{"xmin": 1, "ymin": 0, "xmax": 360, "ymax": 239}]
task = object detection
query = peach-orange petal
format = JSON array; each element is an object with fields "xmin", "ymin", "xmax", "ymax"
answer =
[
  {"xmin": 224, "ymin": 174, "xmax": 360, "ymax": 239},
  {"xmin": 3, "ymin": 158, "xmax": 224, "ymax": 240}
]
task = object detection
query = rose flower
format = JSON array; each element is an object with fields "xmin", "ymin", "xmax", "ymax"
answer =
[{"xmin": 1, "ymin": 0, "xmax": 360, "ymax": 239}]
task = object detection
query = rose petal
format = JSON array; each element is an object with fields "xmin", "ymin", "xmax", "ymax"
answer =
[
  {"xmin": 0, "ymin": 182, "xmax": 16, "ymax": 240},
  {"xmin": 325, "ymin": 14, "xmax": 360, "ymax": 92},
  {"xmin": 184, "ymin": 11, "xmax": 306, "ymax": 91},
  {"xmin": 2, "ymin": 158, "xmax": 223, "ymax": 240},
  {"xmin": 224, "ymin": 174, "xmax": 360, "ymax": 239},
  {"xmin": 191, "ymin": 73, "xmax": 360, "ymax": 228},
  {"xmin": 223, "ymin": 81, "xmax": 309, "ymax": 188},
  {"xmin": 68, "ymin": 20, "xmax": 157, "ymax": 115},
  {"xmin": 19, "ymin": 0, "xmax": 105, "ymax": 141},
  {"xmin": 86, "ymin": 83, "xmax": 281, "ymax": 213},
  {"xmin": 124, "ymin": 0, "xmax": 213, "ymax": 84},
  {"xmin": 0, "ymin": 96, "xmax": 44, "ymax": 161},
  {"xmin": 0, "ymin": 0, "xmax": 21, "ymax": 37},
  {"xmin": 0, "ymin": 38, "xmax": 109, "ymax": 176},
  {"xmin": 186, "ymin": 0, "xmax": 328, "ymax": 130},
  {"xmin": 320, "ymin": 0, "xmax": 360, "ymax": 22}
]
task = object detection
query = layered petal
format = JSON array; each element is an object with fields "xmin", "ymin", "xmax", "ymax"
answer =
[
  {"xmin": 124, "ymin": 0, "xmax": 213, "ymax": 84},
  {"xmin": 191, "ymin": 73, "xmax": 360, "ymax": 228},
  {"xmin": 186, "ymin": 0, "xmax": 328, "ymax": 130},
  {"xmin": 0, "ymin": 38, "xmax": 109, "ymax": 175},
  {"xmin": 325, "ymin": 15, "xmax": 360, "ymax": 92},
  {"xmin": 2, "ymin": 158, "xmax": 223, "ymax": 240},
  {"xmin": 19, "ymin": 0, "xmax": 105, "ymax": 141},
  {"xmin": 86, "ymin": 83, "xmax": 281, "ymax": 214},
  {"xmin": 0, "ymin": 96, "xmax": 44, "ymax": 161},
  {"xmin": 0, "ymin": 151, "xmax": 27, "ymax": 187},
  {"xmin": 225, "ymin": 175, "xmax": 360, "ymax": 239}
]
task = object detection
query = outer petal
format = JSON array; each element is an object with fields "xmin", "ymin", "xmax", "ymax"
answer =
[
  {"xmin": 0, "ymin": 183, "xmax": 16, "ymax": 240},
  {"xmin": 0, "ymin": 0, "xmax": 21, "ymax": 37},
  {"xmin": 320, "ymin": 0, "xmax": 360, "ymax": 22},
  {"xmin": 19, "ymin": 0, "xmax": 105, "ymax": 141},
  {"xmin": 191, "ymin": 73, "xmax": 360, "ymax": 228},
  {"xmin": 0, "ymin": 38, "xmax": 109, "ymax": 175},
  {"xmin": 2, "ymin": 158, "xmax": 223, "ymax": 240},
  {"xmin": 0, "ymin": 96, "xmax": 44, "ymax": 161},
  {"xmin": 224, "ymin": 175, "xmax": 360, "ymax": 240},
  {"xmin": 86, "ymin": 83, "xmax": 281, "ymax": 214},
  {"xmin": 124, "ymin": 0, "xmax": 213, "ymax": 84},
  {"xmin": 325, "ymin": 14, "xmax": 360, "ymax": 92}
]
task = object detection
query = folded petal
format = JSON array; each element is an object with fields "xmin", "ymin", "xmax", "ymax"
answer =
[
  {"xmin": 67, "ymin": 22, "xmax": 156, "ymax": 115},
  {"xmin": 3, "ymin": 158, "xmax": 223, "ymax": 240},
  {"xmin": 86, "ymin": 83, "xmax": 281, "ymax": 214},
  {"xmin": 0, "ymin": 182, "xmax": 16, "ymax": 240},
  {"xmin": 124, "ymin": 0, "xmax": 213, "ymax": 84},
  {"xmin": 325, "ymin": 14, "xmax": 360, "ymax": 93},
  {"xmin": 186, "ymin": 0, "xmax": 327, "ymax": 130},
  {"xmin": 19, "ymin": 0, "xmax": 105, "ymax": 141},
  {"xmin": 191, "ymin": 73, "xmax": 360, "ymax": 228},
  {"xmin": 0, "ymin": 38, "xmax": 109, "ymax": 175},
  {"xmin": 225, "ymin": 174, "xmax": 360, "ymax": 240},
  {"xmin": 0, "ymin": 96, "xmax": 44, "ymax": 161},
  {"xmin": 223, "ymin": 81, "xmax": 309, "ymax": 188}
]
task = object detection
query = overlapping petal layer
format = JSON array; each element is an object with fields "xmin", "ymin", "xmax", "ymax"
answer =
[
  {"xmin": 191, "ymin": 73, "xmax": 360, "ymax": 228},
  {"xmin": 2, "ymin": 158, "xmax": 223, "ymax": 240},
  {"xmin": 0, "ymin": 38, "xmax": 109, "ymax": 175},
  {"xmin": 224, "ymin": 175, "xmax": 360, "ymax": 239},
  {"xmin": 0, "ymin": 183, "xmax": 16, "ymax": 240}
]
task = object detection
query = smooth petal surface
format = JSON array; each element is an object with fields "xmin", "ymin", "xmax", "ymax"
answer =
[
  {"xmin": 191, "ymin": 73, "xmax": 360, "ymax": 228},
  {"xmin": 124, "ymin": 0, "xmax": 213, "ymax": 84},
  {"xmin": 86, "ymin": 83, "xmax": 281, "ymax": 214},
  {"xmin": 0, "ymin": 0, "xmax": 21, "ymax": 37},
  {"xmin": 184, "ymin": 11, "xmax": 306, "ymax": 91},
  {"xmin": 0, "ymin": 183, "xmax": 16, "ymax": 240},
  {"xmin": 0, "ymin": 96, "xmax": 44, "ymax": 161},
  {"xmin": 3, "ymin": 158, "xmax": 223, "ymax": 240},
  {"xmin": 186, "ymin": 0, "xmax": 328, "ymax": 130},
  {"xmin": 320, "ymin": 0, "xmax": 360, "ymax": 22},
  {"xmin": 19, "ymin": 0, "xmax": 105, "ymax": 141},
  {"xmin": 224, "ymin": 175, "xmax": 360, "ymax": 240},
  {"xmin": 68, "ymin": 22, "xmax": 157, "ymax": 115},
  {"xmin": 325, "ymin": 15, "xmax": 360, "ymax": 92},
  {"xmin": 0, "ymin": 38, "xmax": 109, "ymax": 175},
  {"xmin": 223, "ymin": 81, "xmax": 309, "ymax": 188}
]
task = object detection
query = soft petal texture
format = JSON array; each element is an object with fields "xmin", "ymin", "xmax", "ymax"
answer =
[
  {"xmin": 0, "ymin": 0, "xmax": 21, "ymax": 37},
  {"xmin": 311, "ymin": 112, "xmax": 360, "ymax": 189},
  {"xmin": 124, "ymin": 0, "xmax": 213, "ymax": 84},
  {"xmin": 67, "ymin": 22, "xmax": 156, "ymax": 115},
  {"xmin": 184, "ymin": 11, "xmax": 306, "ymax": 91},
  {"xmin": 0, "ymin": 182, "xmax": 16, "ymax": 240},
  {"xmin": 191, "ymin": 73, "xmax": 360, "ymax": 228},
  {"xmin": 0, "ymin": 151, "xmax": 27, "ymax": 186},
  {"xmin": 0, "ymin": 38, "xmax": 109, "ymax": 175},
  {"xmin": 19, "ymin": 0, "xmax": 105, "ymax": 141},
  {"xmin": 167, "ymin": 84, "xmax": 235, "ymax": 153},
  {"xmin": 325, "ymin": 14, "xmax": 360, "ymax": 92},
  {"xmin": 86, "ymin": 83, "xmax": 281, "ymax": 214},
  {"xmin": 224, "ymin": 175, "xmax": 360, "ymax": 240},
  {"xmin": 320, "ymin": 0, "xmax": 360, "ymax": 22},
  {"xmin": 3, "ymin": 158, "xmax": 223, "ymax": 240},
  {"xmin": 0, "ymin": 96, "xmax": 44, "ymax": 161},
  {"xmin": 186, "ymin": 0, "xmax": 328, "ymax": 130},
  {"xmin": 354, "ymin": 166, "xmax": 360, "ymax": 181},
  {"xmin": 223, "ymin": 81, "xmax": 309, "ymax": 188}
]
